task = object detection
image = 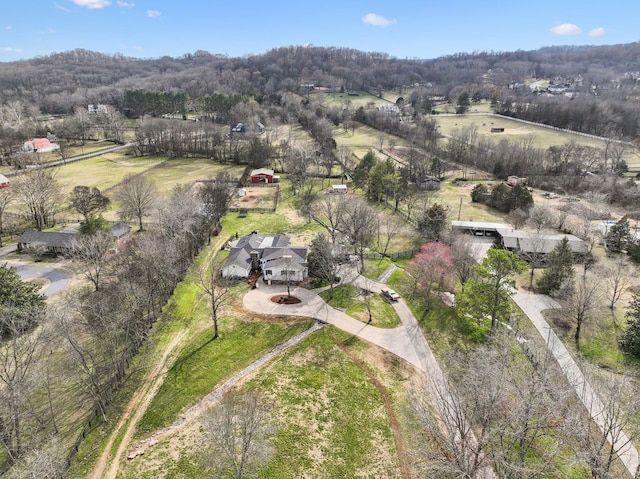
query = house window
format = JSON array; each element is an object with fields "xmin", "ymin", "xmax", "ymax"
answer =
[{"xmin": 265, "ymin": 269, "xmax": 272, "ymax": 275}]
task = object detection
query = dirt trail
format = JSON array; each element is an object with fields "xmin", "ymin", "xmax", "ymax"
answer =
[
  {"xmin": 329, "ymin": 328, "xmax": 413, "ymax": 479},
  {"xmin": 89, "ymin": 330, "xmax": 186, "ymax": 479},
  {"xmin": 126, "ymin": 321, "xmax": 324, "ymax": 460},
  {"xmin": 89, "ymin": 235, "xmax": 228, "ymax": 479}
]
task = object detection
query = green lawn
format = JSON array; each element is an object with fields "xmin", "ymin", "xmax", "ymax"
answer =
[
  {"xmin": 54, "ymin": 154, "xmax": 164, "ymax": 195},
  {"xmin": 319, "ymin": 284, "xmax": 401, "ymax": 328},
  {"xmin": 141, "ymin": 158, "xmax": 245, "ymax": 196}
]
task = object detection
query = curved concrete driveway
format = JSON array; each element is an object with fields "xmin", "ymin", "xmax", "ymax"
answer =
[
  {"xmin": 244, "ymin": 268, "xmax": 453, "ymax": 386},
  {"xmin": 244, "ymin": 282, "xmax": 425, "ymax": 370},
  {"xmin": 2, "ymin": 261, "xmax": 69, "ymax": 297},
  {"xmin": 513, "ymin": 291, "xmax": 640, "ymax": 478},
  {"xmin": 244, "ymin": 275, "xmax": 496, "ymax": 478}
]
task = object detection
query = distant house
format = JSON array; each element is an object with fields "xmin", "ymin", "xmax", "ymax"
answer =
[
  {"xmin": 507, "ymin": 175, "xmax": 527, "ymax": 187},
  {"xmin": 0, "ymin": 174, "xmax": 9, "ymax": 188},
  {"xmin": 22, "ymin": 138, "xmax": 60, "ymax": 153},
  {"xmin": 88, "ymin": 104, "xmax": 108, "ymax": 114},
  {"xmin": 329, "ymin": 184, "xmax": 348, "ymax": 194},
  {"xmin": 416, "ymin": 176, "xmax": 441, "ymax": 191},
  {"xmin": 250, "ymin": 168, "xmax": 279, "ymax": 184},
  {"xmin": 378, "ymin": 104, "xmax": 400, "ymax": 114},
  {"xmin": 16, "ymin": 230, "xmax": 79, "ymax": 256},
  {"xmin": 221, "ymin": 232, "xmax": 307, "ymax": 282}
]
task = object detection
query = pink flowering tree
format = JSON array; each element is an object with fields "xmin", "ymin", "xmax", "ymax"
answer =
[{"xmin": 407, "ymin": 242, "xmax": 455, "ymax": 308}]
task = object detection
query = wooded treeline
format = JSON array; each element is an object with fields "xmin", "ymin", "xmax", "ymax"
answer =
[{"xmin": 2, "ymin": 43, "xmax": 640, "ymax": 141}]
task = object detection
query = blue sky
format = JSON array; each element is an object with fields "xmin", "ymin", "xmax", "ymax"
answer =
[{"xmin": 1, "ymin": 0, "xmax": 638, "ymax": 61}]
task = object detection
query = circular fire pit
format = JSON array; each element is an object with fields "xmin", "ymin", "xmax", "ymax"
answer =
[{"xmin": 270, "ymin": 294, "xmax": 301, "ymax": 305}]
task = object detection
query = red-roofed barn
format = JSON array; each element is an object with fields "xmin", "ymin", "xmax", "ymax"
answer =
[{"xmin": 23, "ymin": 138, "xmax": 60, "ymax": 153}]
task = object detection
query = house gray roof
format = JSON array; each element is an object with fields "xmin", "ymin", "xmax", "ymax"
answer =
[
  {"xmin": 496, "ymin": 229, "xmax": 587, "ymax": 254},
  {"xmin": 223, "ymin": 233, "xmax": 307, "ymax": 276},
  {"xmin": 260, "ymin": 246, "xmax": 307, "ymax": 268},
  {"xmin": 225, "ymin": 247, "xmax": 253, "ymax": 271},
  {"xmin": 17, "ymin": 230, "xmax": 79, "ymax": 249}
]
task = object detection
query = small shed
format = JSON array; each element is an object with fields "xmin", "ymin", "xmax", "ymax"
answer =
[
  {"xmin": 0, "ymin": 174, "xmax": 9, "ymax": 188},
  {"xmin": 417, "ymin": 176, "xmax": 441, "ymax": 191},
  {"xmin": 329, "ymin": 184, "xmax": 347, "ymax": 194},
  {"xmin": 250, "ymin": 168, "xmax": 279, "ymax": 184}
]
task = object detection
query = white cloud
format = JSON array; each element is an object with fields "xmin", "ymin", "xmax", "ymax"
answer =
[
  {"xmin": 362, "ymin": 13, "xmax": 395, "ymax": 27},
  {"xmin": 5, "ymin": 26, "xmax": 12, "ymax": 30},
  {"xmin": 71, "ymin": 0, "xmax": 111, "ymax": 8},
  {"xmin": 589, "ymin": 27, "xmax": 606, "ymax": 37},
  {"xmin": 55, "ymin": 3, "xmax": 72, "ymax": 12},
  {"xmin": 550, "ymin": 23, "xmax": 582, "ymax": 35},
  {"xmin": 146, "ymin": 10, "xmax": 161, "ymax": 18},
  {"xmin": 1, "ymin": 47, "xmax": 23, "ymax": 53},
  {"xmin": 117, "ymin": 0, "xmax": 135, "ymax": 7}
]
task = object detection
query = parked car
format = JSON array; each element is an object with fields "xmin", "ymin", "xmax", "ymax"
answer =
[{"xmin": 381, "ymin": 289, "xmax": 400, "ymax": 302}]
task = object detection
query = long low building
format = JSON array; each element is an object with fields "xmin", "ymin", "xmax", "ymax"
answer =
[
  {"xmin": 452, "ymin": 220, "xmax": 587, "ymax": 257},
  {"xmin": 496, "ymin": 228, "xmax": 587, "ymax": 255},
  {"xmin": 451, "ymin": 220, "xmax": 511, "ymax": 237}
]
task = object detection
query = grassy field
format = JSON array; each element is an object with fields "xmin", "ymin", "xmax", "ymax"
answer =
[
  {"xmin": 118, "ymin": 327, "xmax": 413, "ymax": 479},
  {"xmin": 434, "ymin": 113, "xmax": 637, "ymax": 163},
  {"xmin": 140, "ymin": 158, "xmax": 244, "ymax": 196},
  {"xmin": 317, "ymin": 90, "xmax": 392, "ymax": 109},
  {"xmin": 55, "ymin": 154, "xmax": 164, "ymax": 195}
]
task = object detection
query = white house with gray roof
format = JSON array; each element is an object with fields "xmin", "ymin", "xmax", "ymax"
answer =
[{"xmin": 221, "ymin": 232, "xmax": 307, "ymax": 281}]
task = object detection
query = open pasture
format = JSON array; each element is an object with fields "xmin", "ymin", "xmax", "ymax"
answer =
[
  {"xmin": 435, "ymin": 113, "xmax": 636, "ymax": 157},
  {"xmin": 54, "ymin": 154, "xmax": 164, "ymax": 195},
  {"xmin": 319, "ymin": 90, "xmax": 391, "ymax": 109},
  {"xmin": 141, "ymin": 158, "xmax": 244, "ymax": 196}
]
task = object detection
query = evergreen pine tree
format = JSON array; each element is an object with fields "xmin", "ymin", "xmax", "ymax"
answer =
[
  {"xmin": 619, "ymin": 294, "xmax": 640, "ymax": 357},
  {"xmin": 537, "ymin": 237, "xmax": 574, "ymax": 294}
]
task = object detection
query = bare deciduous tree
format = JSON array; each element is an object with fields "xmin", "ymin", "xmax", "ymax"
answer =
[
  {"xmin": 412, "ymin": 333, "xmax": 571, "ymax": 479},
  {"xmin": 13, "ymin": 169, "xmax": 61, "ymax": 231},
  {"xmin": 340, "ymin": 197, "xmax": 378, "ymax": 273},
  {"xmin": 202, "ymin": 390, "xmax": 274, "ymax": 479},
  {"xmin": 310, "ymin": 195, "xmax": 346, "ymax": 244},
  {"xmin": 70, "ymin": 231, "xmax": 114, "ymax": 291},
  {"xmin": 198, "ymin": 262, "xmax": 230, "ymax": 339},
  {"xmin": 117, "ymin": 175, "xmax": 157, "ymax": 231},
  {"xmin": 601, "ymin": 257, "xmax": 632, "ymax": 312},
  {"xmin": 0, "ymin": 307, "xmax": 47, "ymax": 464},
  {"xmin": 570, "ymin": 369, "xmax": 640, "ymax": 479},
  {"xmin": 0, "ymin": 188, "xmax": 14, "ymax": 247},
  {"xmin": 568, "ymin": 273, "xmax": 602, "ymax": 350},
  {"xmin": 198, "ymin": 172, "xmax": 236, "ymax": 243}
]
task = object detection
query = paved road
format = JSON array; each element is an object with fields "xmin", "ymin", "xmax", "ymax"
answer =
[
  {"xmin": 513, "ymin": 291, "xmax": 640, "ymax": 478},
  {"xmin": 3, "ymin": 142, "xmax": 134, "ymax": 177},
  {"xmin": 2, "ymin": 261, "xmax": 69, "ymax": 297}
]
